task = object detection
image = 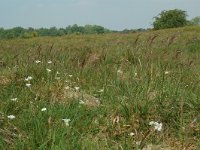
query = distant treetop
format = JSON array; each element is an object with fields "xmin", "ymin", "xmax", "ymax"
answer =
[{"xmin": 153, "ymin": 9, "xmax": 188, "ymax": 30}]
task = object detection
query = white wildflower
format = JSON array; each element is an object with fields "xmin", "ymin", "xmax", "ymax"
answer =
[
  {"xmin": 164, "ymin": 71, "xmax": 169, "ymax": 75},
  {"xmin": 46, "ymin": 68, "xmax": 51, "ymax": 72},
  {"xmin": 74, "ymin": 86, "xmax": 80, "ymax": 91},
  {"xmin": 129, "ymin": 132, "xmax": 135, "ymax": 136},
  {"xmin": 134, "ymin": 73, "xmax": 138, "ymax": 76},
  {"xmin": 149, "ymin": 121, "xmax": 163, "ymax": 132},
  {"xmin": 69, "ymin": 75, "xmax": 73, "ymax": 78},
  {"xmin": 97, "ymin": 89, "xmax": 104, "ymax": 93},
  {"xmin": 35, "ymin": 60, "xmax": 41, "ymax": 64},
  {"xmin": 154, "ymin": 122, "xmax": 162, "ymax": 131},
  {"xmin": 149, "ymin": 121, "xmax": 155, "ymax": 126},
  {"xmin": 48, "ymin": 60, "xmax": 52, "ymax": 64},
  {"xmin": 25, "ymin": 76, "xmax": 33, "ymax": 81},
  {"xmin": 117, "ymin": 69, "xmax": 123, "ymax": 74},
  {"xmin": 26, "ymin": 83, "xmax": 31, "ymax": 87},
  {"xmin": 62, "ymin": 118, "xmax": 71, "ymax": 126},
  {"xmin": 95, "ymin": 99, "xmax": 99, "ymax": 104},
  {"xmin": 56, "ymin": 71, "xmax": 60, "ymax": 74},
  {"xmin": 79, "ymin": 100, "xmax": 85, "ymax": 105},
  {"xmin": 11, "ymin": 98, "xmax": 18, "ymax": 101},
  {"xmin": 7, "ymin": 115, "xmax": 15, "ymax": 120},
  {"xmin": 41, "ymin": 108, "xmax": 47, "ymax": 112}
]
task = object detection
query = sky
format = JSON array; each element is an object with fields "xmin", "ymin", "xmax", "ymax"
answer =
[{"xmin": 0, "ymin": 0, "xmax": 199, "ymax": 30}]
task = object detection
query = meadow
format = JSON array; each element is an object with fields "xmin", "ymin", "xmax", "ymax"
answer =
[{"xmin": 0, "ymin": 26, "xmax": 200, "ymax": 149}]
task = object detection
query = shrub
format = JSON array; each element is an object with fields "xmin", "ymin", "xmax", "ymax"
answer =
[{"xmin": 153, "ymin": 9, "xmax": 188, "ymax": 30}]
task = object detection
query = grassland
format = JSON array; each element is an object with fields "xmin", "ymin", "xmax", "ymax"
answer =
[{"xmin": 0, "ymin": 26, "xmax": 200, "ymax": 149}]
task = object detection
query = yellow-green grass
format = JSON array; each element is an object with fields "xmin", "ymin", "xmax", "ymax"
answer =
[{"xmin": 0, "ymin": 26, "xmax": 200, "ymax": 149}]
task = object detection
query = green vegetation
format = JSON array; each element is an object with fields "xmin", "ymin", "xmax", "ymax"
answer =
[
  {"xmin": 1, "ymin": 9, "xmax": 199, "ymax": 40},
  {"xmin": 153, "ymin": 9, "xmax": 189, "ymax": 30},
  {"xmin": 0, "ymin": 25, "xmax": 148, "ymax": 39},
  {"xmin": 191, "ymin": 16, "xmax": 200, "ymax": 26},
  {"xmin": 0, "ymin": 26, "xmax": 200, "ymax": 149},
  {"xmin": 0, "ymin": 25, "xmax": 110, "ymax": 39}
]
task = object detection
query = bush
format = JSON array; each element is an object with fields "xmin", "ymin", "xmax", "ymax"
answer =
[
  {"xmin": 191, "ymin": 16, "xmax": 200, "ymax": 26},
  {"xmin": 153, "ymin": 9, "xmax": 188, "ymax": 30}
]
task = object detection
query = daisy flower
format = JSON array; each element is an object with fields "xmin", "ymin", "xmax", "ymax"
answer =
[
  {"xmin": 26, "ymin": 83, "xmax": 31, "ymax": 87},
  {"xmin": 46, "ymin": 68, "xmax": 52, "ymax": 72},
  {"xmin": 62, "ymin": 118, "xmax": 71, "ymax": 126},
  {"xmin": 7, "ymin": 115, "xmax": 15, "ymax": 120},
  {"xmin": 41, "ymin": 108, "xmax": 47, "ymax": 112},
  {"xmin": 74, "ymin": 87, "xmax": 80, "ymax": 91},
  {"xmin": 164, "ymin": 71, "xmax": 169, "ymax": 75},
  {"xmin": 48, "ymin": 60, "xmax": 52, "ymax": 64},
  {"xmin": 79, "ymin": 100, "xmax": 85, "ymax": 105},
  {"xmin": 11, "ymin": 98, "xmax": 18, "ymax": 101},
  {"xmin": 25, "ymin": 76, "xmax": 33, "ymax": 81},
  {"xmin": 129, "ymin": 132, "xmax": 135, "ymax": 136},
  {"xmin": 35, "ymin": 60, "xmax": 41, "ymax": 64}
]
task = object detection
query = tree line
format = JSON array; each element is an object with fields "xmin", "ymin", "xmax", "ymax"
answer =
[
  {"xmin": 0, "ymin": 24, "xmax": 148, "ymax": 39},
  {"xmin": 0, "ymin": 25, "xmax": 110, "ymax": 39},
  {"xmin": 0, "ymin": 9, "xmax": 199, "ymax": 39}
]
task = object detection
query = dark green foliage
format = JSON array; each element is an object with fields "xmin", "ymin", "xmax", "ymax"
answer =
[
  {"xmin": 121, "ymin": 28, "xmax": 146, "ymax": 33},
  {"xmin": 0, "ymin": 25, "xmax": 149, "ymax": 39},
  {"xmin": 153, "ymin": 9, "xmax": 188, "ymax": 30},
  {"xmin": 191, "ymin": 16, "xmax": 200, "ymax": 26},
  {"xmin": 0, "ymin": 25, "xmax": 110, "ymax": 39},
  {"xmin": 84, "ymin": 25, "xmax": 105, "ymax": 34}
]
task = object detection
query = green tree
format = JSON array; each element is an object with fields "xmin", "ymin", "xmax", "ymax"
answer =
[
  {"xmin": 67, "ymin": 24, "xmax": 84, "ymax": 34},
  {"xmin": 32, "ymin": 31, "xmax": 38, "ymax": 37},
  {"xmin": 191, "ymin": 16, "xmax": 200, "ymax": 25},
  {"xmin": 84, "ymin": 25, "xmax": 105, "ymax": 34},
  {"xmin": 12, "ymin": 27, "xmax": 26, "ymax": 37},
  {"xmin": 153, "ymin": 9, "xmax": 188, "ymax": 30},
  {"xmin": 0, "ymin": 28, "xmax": 4, "ymax": 38},
  {"xmin": 92, "ymin": 25, "xmax": 105, "ymax": 34}
]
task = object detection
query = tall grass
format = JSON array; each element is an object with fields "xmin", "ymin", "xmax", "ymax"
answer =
[{"xmin": 0, "ymin": 26, "xmax": 200, "ymax": 149}]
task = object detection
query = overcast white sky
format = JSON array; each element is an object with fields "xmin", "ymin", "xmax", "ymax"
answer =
[{"xmin": 0, "ymin": 0, "xmax": 199, "ymax": 30}]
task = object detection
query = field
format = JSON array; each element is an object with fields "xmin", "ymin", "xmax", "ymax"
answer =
[{"xmin": 0, "ymin": 26, "xmax": 200, "ymax": 149}]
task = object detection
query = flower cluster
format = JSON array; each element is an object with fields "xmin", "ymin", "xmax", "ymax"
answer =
[{"xmin": 149, "ymin": 121, "xmax": 163, "ymax": 132}]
